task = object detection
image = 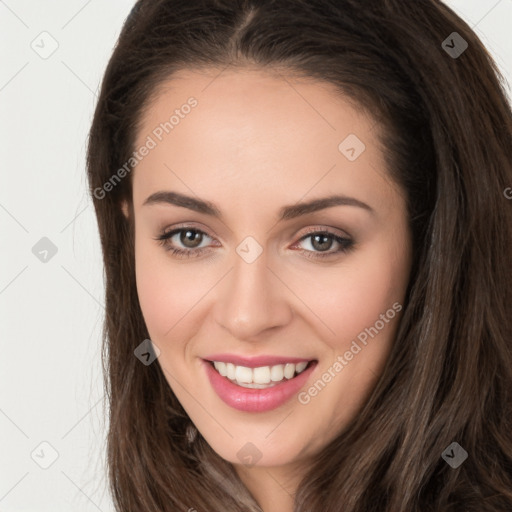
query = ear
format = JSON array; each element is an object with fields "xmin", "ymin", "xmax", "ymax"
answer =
[{"xmin": 121, "ymin": 200, "xmax": 130, "ymax": 219}]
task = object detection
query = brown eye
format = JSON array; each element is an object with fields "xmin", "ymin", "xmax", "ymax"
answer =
[
  {"xmin": 179, "ymin": 229, "xmax": 204, "ymax": 249},
  {"xmin": 309, "ymin": 233, "xmax": 335, "ymax": 252},
  {"xmin": 293, "ymin": 229, "xmax": 355, "ymax": 260},
  {"xmin": 155, "ymin": 227, "xmax": 214, "ymax": 258}
]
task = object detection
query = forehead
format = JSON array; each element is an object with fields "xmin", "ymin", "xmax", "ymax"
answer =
[
  {"xmin": 136, "ymin": 67, "xmax": 373, "ymax": 149},
  {"xmin": 131, "ymin": 68, "xmax": 400, "ymax": 214}
]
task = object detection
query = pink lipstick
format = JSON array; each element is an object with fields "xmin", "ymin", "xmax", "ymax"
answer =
[{"xmin": 202, "ymin": 358, "xmax": 318, "ymax": 413}]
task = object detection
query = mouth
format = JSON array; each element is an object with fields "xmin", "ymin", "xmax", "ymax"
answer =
[
  {"xmin": 202, "ymin": 358, "xmax": 318, "ymax": 412},
  {"xmin": 205, "ymin": 359, "xmax": 317, "ymax": 388}
]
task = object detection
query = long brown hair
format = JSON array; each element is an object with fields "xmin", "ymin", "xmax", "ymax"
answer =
[{"xmin": 86, "ymin": 1, "xmax": 512, "ymax": 510}]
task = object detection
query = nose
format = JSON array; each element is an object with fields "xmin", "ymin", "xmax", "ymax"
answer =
[{"xmin": 213, "ymin": 248, "xmax": 293, "ymax": 341}]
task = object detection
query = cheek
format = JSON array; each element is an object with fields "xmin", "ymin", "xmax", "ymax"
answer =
[
  {"xmin": 135, "ymin": 223, "xmax": 410, "ymax": 356},
  {"xmin": 134, "ymin": 239, "xmax": 202, "ymax": 342},
  {"xmin": 292, "ymin": 241, "xmax": 409, "ymax": 348}
]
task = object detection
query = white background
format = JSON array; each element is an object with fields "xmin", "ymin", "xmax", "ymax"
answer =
[{"xmin": 1, "ymin": 1, "xmax": 511, "ymax": 510}]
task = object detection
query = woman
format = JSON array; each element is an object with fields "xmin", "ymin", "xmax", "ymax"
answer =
[{"xmin": 86, "ymin": 1, "xmax": 512, "ymax": 510}]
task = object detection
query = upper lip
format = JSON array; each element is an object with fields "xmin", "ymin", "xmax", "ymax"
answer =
[{"xmin": 203, "ymin": 353, "xmax": 316, "ymax": 368}]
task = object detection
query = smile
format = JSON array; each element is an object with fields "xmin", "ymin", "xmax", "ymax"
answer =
[
  {"xmin": 202, "ymin": 358, "xmax": 318, "ymax": 412},
  {"xmin": 211, "ymin": 360, "xmax": 311, "ymax": 388}
]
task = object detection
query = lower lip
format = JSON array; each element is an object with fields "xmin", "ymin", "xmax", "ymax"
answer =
[{"xmin": 202, "ymin": 359, "xmax": 318, "ymax": 413}]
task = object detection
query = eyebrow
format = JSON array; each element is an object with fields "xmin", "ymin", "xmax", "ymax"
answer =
[{"xmin": 143, "ymin": 190, "xmax": 374, "ymax": 221}]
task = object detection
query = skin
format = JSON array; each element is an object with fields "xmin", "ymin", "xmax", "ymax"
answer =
[{"xmin": 121, "ymin": 67, "xmax": 412, "ymax": 512}]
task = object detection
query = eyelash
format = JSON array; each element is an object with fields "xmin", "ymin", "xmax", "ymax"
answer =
[{"xmin": 154, "ymin": 224, "xmax": 355, "ymax": 260}]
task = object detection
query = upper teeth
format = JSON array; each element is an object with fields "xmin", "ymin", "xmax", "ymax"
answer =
[{"xmin": 212, "ymin": 361, "xmax": 309, "ymax": 386}]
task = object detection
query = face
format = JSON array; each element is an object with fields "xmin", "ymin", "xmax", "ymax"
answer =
[{"xmin": 123, "ymin": 67, "xmax": 412, "ymax": 478}]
